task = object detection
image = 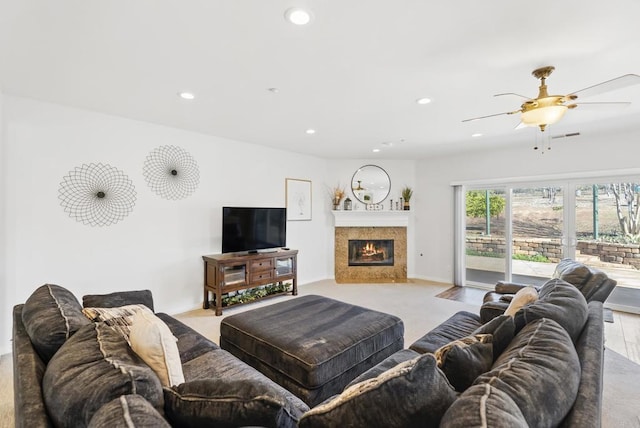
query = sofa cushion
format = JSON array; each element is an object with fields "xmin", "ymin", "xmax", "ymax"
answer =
[
  {"xmin": 156, "ymin": 313, "xmax": 220, "ymax": 364},
  {"xmin": 22, "ymin": 284, "xmax": 91, "ymax": 362},
  {"xmin": 504, "ymin": 286, "xmax": 538, "ymax": 317},
  {"xmin": 440, "ymin": 383, "xmax": 528, "ymax": 427},
  {"xmin": 83, "ymin": 289, "xmax": 155, "ymax": 312},
  {"xmin": 472, "ymin": 314, "xmax": 515, "ymax": 360},
  {"xmin": 346, "ymin": 349, "xmax": 421, "ymax": 387},
  {"xmin": 298, "ymin": 353, "xmax": 457, "ymax": 428},
  {"xmin": 434, "ymin": 334, "xmax": 493, "ymax": 392},
  {"xmin": 42, "ymin": 322, "xmax": 164, "ymax": 427},
  {"xmin": 88, "ymin": 395, "xmax": 170, "ymax": 428},
  {"xmin": 474, "ymin": 318, "xmax": 581, "ymax": 427},
  {"xmin": 129, "ymin": 310, "xmax": 185, "ymax": 387},
  {"xmin": 83, "ymin": 304, "xmax": 154, "ymax": 344},
  {"xmin": 164, "ymin": 377, "xmax": 306, "ymax": 428},
  {"xmin": 179, "ymin": 348, "xmax": 310, "ymax": 417},
  {"xmin": 409, "ymin": 310, "xmax": 482, "ymax": 354},
  {"xmin": 553, "ymin": 258, "xmax": 592, "ymax": 287},
  {"xmin": 513, "ymin": 278, "xmax": 588, "ymax": 341}
]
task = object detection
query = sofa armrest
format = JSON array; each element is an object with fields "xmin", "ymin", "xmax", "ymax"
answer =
[
  {"xmin": 560, "ymin": 301, "xmax": 603, "ymax": 428},
  {"xmin": 82, "ymin": 290, "xmax": 155, "ymax": 312},
  {"xmin": 13, "ymin": 304, "xmax": 53, "ymax": 428},
  {"xmin": 494, "ymin": 281, "xmax": 532, "ymax": 294}
]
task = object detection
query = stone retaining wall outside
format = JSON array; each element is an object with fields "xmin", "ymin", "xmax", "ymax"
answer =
[{"xmin": 466, "ymin": 235, "xmax": 640, "ymax": 269}]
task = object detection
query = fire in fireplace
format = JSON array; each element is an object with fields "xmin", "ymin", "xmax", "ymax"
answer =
[{"xmin": 348, "ymin": 239, "xmax": 394, "ymax": 266}]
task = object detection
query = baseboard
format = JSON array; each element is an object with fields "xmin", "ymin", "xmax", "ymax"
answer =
[
  {"xmin": 410, "ymin": 274, "xmax": 452, "ymax": 285},
  {"xmin": 604, "ymin": 303, "xmax": 640, "ymax": 315}
]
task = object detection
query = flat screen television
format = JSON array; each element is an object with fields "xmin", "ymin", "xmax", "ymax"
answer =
[{"xmin": 222, "ymin": 207, "xmax": 287, "ymax": 253}]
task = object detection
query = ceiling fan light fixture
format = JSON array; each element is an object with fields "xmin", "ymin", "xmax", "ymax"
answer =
[{"xmin": 520, "ymin": 96, "xmax": 568, "ymax": 129}]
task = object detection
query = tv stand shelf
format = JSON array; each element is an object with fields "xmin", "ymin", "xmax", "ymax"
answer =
[{"xmin": 202, "ymin": 249, "xmax": 298, "ymax": 316}]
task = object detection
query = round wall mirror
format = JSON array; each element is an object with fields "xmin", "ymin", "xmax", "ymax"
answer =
[{"xmin": 351, "ymin": 165, "xmax": 391, "ymax": 204}]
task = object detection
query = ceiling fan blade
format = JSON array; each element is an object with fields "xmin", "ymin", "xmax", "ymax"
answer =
[
  {"xmin": 572, "ymin": 101, "xmax": 631, "ymax": 110},
  {"xmin": 514, "ymin": 122, "xmax": 528, "ymax": 130},
  {"xmin": 462, "ymin": 110, "xmax": 521, "ymax": 122},
  {"xmin": 494, "ymin": 92, "xmax": 531, "ymax": 100},
  {"xmin": 574, "ymin": 101, "xmax": 631, "ymax": 105},
  {"xmin": 569, "ymin": 74, "xmax": 640, "ymax": 99}
]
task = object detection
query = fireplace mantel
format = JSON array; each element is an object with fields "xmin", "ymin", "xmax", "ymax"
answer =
[{"xmin": 332, "ymin": 210, "xmax": 411, "ymax": 227}]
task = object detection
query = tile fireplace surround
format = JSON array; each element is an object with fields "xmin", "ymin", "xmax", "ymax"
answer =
[{"xmin": 333, "ymin": 211, "xmax": 409, "ymax": 283}]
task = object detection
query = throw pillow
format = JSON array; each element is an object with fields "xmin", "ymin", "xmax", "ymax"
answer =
[
  {"xmin": 475, "ymin": 318, "xmax": 581, "ymax": 427},
  {"xmin": 440, "ymin": 383, "xmax": 528, "ymax": 427},
  {"xmin": 164, "ymin": 377, "xmax": 307, "ymax": 428},
  {"xmin": 298, "ymin": 353, "xmax": 457, "ymax": 428},
  {"xmin": 83, "ymin": 289, "xmax": 155, "ymax": 312},
  {"xmin": 504, "ymin": 286, "xmax": 538, "ymax": 317},
  {"xmin": 21, "ymin": 283, "xmax": 91, "ymax": 362},
  {"xmin": 513, "ymin": 278, "xmax": 588, "ymax": 341},
  {"xmin": 433, "ymin": 334, "xmax": 493, "ymax": 392},
  {"xmin": 129, "ymin": 310, "xmax": 185, "ymax": 387},
  {"xmin": 83, "ymin": 304, "xmax": 153, "ymax": 344},
  {"xmin": 42, "ymin": 322, "xmax": 163, "ymax": 428},
  {"xmin": 472, "ymin": 314, "xmax": 515, "ymax": 360},
  {"xmin": 88, "ymin": 395, "xmax": 170, "ymax": 428}
]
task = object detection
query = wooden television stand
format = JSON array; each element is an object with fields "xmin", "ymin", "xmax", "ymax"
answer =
[{"xmin": 202, "ymin": 249, "xmax": 298, "ymax": 316}]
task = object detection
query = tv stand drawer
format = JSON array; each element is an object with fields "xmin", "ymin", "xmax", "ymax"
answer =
[
  {"xmin": 251, "ymin": 259, "xmax": 274, "ymax": 272},
  {"xmin": 249, "ymin": 270, "xmax": 274, "ymax": 283}
]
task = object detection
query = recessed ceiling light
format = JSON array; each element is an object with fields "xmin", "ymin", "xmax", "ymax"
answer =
[
  {"xmin": 381, "ymin": 142, "xmax": 393, "ymax": 147},
  {"xmin": 416, "ymin": 97, "xmax": 432, "ymax": 105},
  {"xmin": 285, "ymin": 8, "xmax": 312, "ymax": 25},
  {"xmin": 178, "ymin": 92, "xmax": 195, "ymax": 100},
  {"xmin": 267, "ymin": 87, "xmax": 279, "ymax": 93},
  {"xmin": 372, "ymin": 148, "xmax": 381, "ymax": 153},
  {"xmin": 306, "ymin": 129, "xmax": 316, "ymax": 135},
  {"xmin": 472, "ymin": 133, "xmax": 483, "ymax": 137}
]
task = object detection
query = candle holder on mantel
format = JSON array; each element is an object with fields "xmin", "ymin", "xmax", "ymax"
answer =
[{"xmin": 344, "ymin": 198, "xmax": 352, "ymax": 211}]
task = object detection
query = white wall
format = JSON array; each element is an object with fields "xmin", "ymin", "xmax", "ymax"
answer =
[
  {"xmin": 325, "ymin": 160, "xmax": 417, "ymax": 277},
  {"xmin": 0, "ymin": 95, "xmax": 331, "ymax": 354},
  {"xmin": 0, "ymin": 92, "xmax": 9, "ymax": 355},
  {"xmin": 414, "ymin": 130, "xmax": 640, "ymax": 284}
]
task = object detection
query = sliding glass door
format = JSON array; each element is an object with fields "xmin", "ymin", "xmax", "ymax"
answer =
[
  {"xmin": 573, "ymin": 181, "xmax": 640, "ymax": 312},
  {"xmin": 464, "ymin": 188, "xmax": 508, "ymax": 286},
  {"xmin": 459, "ymin": 175, "xmax": 640, "ymax": 312},
  {"xmin": 510, "ymin": 186, "xmax": 565, "ymax": 286}
]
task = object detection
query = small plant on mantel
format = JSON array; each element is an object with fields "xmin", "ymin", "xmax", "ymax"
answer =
[
  {"xmin": 401, "ymin": 186, "xmax": 413, "ymax": 210},
  {"xmin": 329, "ymin": 185, "xmax": 346, "ymax": 210}
]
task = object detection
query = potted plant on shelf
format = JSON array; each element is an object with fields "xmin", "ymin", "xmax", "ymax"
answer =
[{"xmin": 401, "ymin": 186, "xmax": 413, "ymax": 210}]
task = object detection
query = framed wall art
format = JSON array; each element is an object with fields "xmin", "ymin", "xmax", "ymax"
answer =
[{"xmin": 286, "ymin": 178, "xmax": 312, "ymax": 221}]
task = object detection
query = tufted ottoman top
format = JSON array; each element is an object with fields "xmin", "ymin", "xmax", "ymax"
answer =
[{"xmin": 220, "ymin": 295, "xmax": 404, "ymax": 406}]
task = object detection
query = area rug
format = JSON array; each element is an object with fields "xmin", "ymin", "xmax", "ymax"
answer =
[{"xmin": 602, "ymin": 348, "xmax": 640, "ymax": 427}]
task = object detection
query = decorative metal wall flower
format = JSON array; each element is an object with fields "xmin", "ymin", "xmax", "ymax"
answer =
[
  {"xmin": 58, "ymin": 163, "xmax": 137, "ymax": 227},
  {"xmin": 143, "ymin": 145, "xmax": 200, "ymax": 200}
]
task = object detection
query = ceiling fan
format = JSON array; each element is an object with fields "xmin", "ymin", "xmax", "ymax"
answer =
[{"xmin": 462, "ymin": 66, "xmax": 640, "ymax": 132}]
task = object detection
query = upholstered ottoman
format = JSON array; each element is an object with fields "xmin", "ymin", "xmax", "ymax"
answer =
[{"xmin": 219, "ymin": 294, "xmax": 404, "ymax": 407}]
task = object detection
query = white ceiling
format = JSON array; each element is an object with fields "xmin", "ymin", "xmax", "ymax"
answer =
[{"xmin": 2, "ymin": 0, "xmax": 640, "ymax": 159}]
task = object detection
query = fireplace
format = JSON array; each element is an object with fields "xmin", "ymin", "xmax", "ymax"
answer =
[{"xmin": 348, "ymin": 239, "xmax": 394, "ymax": 266}]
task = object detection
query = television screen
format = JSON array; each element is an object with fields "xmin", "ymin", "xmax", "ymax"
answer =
[{"xmin": 222, "ymin": 207, "xmax": 287, "ymax": 253}]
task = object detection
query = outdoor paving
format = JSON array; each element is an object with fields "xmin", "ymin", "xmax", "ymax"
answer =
[{"xmin": 467, "ymin": 254, "xmax": 640, "ymax": 290}]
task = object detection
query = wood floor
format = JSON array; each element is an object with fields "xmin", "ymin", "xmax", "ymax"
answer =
[{"xmin": 437, "ymin": 285, "xmax": 640, "ymax": 365}]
